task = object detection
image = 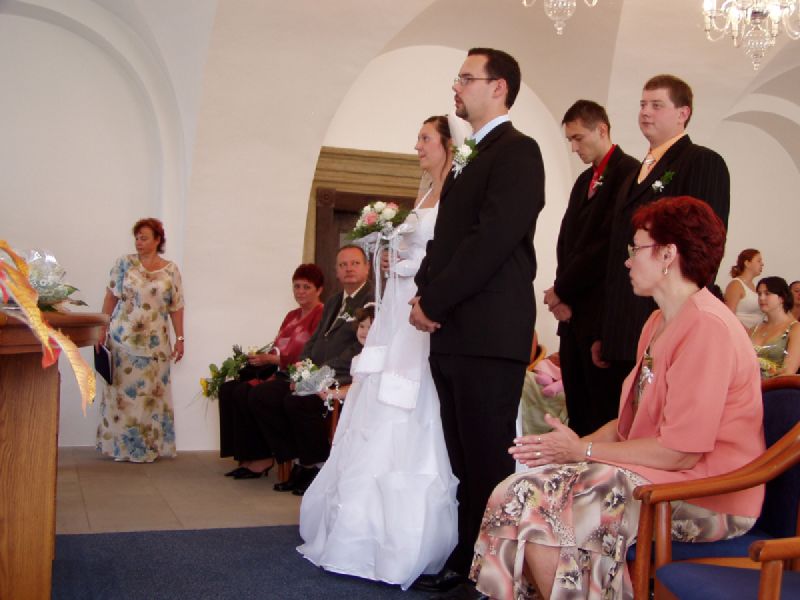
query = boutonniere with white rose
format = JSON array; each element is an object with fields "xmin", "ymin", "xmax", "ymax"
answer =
[
  {"xmin": 652, "ymin": 170, "xmax": 675, "ymax": 193},
  {"xmin": 451, "ymin": 139, "xmax": 478, "ymax": 178},
  {"xmin": 591, "ymin": 174, "xmax": 604, "ymax": 191}
]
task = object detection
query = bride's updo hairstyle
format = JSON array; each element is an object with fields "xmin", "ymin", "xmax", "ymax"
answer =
[{"xmin": 423, "ymin": 115, "xmax": 452, "ymax": 181}]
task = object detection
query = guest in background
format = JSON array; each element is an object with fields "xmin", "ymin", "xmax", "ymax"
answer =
[
  {"xmin": 724, "ymin": 248, "xmax": 764, "ymax": 328},
  {"xmin": 220, "ymin": 264, "xmax": 324, "ymax": 479},
  {"xmin": 790, "ymin": 280, "xmax": 800, "ymax": 321},
  {"xmin": 544, "ymin": 99, "xmax": 639, "ymax": 437},
  {"xmin": 96, "ymin": 218, "xmax": 184, "ymax": 463},
  {"xmin": 242, "ymin": 245, "xmax": 372, "ymax": 493},
  {"xmin": 750, "ymin": 276, "xmax": 800, "ymax": 379},
  {"xmin": 472, "ymin": 197, "xmax": 763, "ymax": 600},
  {"xmin": 601, "ymin": 74, "xmax": 730, "ymax": 407}
]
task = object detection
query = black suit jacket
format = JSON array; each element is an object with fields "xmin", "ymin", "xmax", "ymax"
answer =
[
  {"xmin": 300, "ymin": 282, "xmax": 373, "ymax": 385},
  {"xmin": 415, "ymin": 121, "xmax": 545, "ymax": 363},
  {"xmin": 601, "ymin": 135, "xmax": 730, "ymax": 362},
  {"xmin": 554, "ymin": 146, "xmax": 640, "ymax": 343}
]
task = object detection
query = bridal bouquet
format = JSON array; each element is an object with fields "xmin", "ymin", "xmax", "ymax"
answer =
[
  {"xmin": 348, "ymin": 201, "xmax": 409, "ymax": 241},
  {"xmin": 200, "ymin": 343, "xmax": 272, "ymax": 399},
  {"xmin": 287, "ymin": 358, "xmax": 340, "ymax": 411}
]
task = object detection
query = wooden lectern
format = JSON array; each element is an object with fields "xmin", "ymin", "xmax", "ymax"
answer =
[{"xmin": 0, "ymin": 311, "xmax": 107, "ymax": 600}]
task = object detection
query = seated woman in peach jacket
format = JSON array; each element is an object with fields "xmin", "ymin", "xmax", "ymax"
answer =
[{"xmin": 470, "ymin": 197, "xmax": 765, "ymax": 600}]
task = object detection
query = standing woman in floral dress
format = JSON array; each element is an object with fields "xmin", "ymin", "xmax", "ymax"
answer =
[{"xmin": 96, "ymin": 218, "xmax": 185, "ymax": 463}]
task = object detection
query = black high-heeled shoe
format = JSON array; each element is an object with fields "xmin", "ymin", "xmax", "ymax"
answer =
[
  {"xmin": 225, "ymin": 466, "xmax": 249, "ymax": 477},
  {"xmin": 233, "ymin": 463, "xmax": 274, "ymax": 480}
]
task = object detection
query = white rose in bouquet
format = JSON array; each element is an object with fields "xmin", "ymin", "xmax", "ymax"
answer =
[
  {"xmin": 373, "ymin": 201, "xmax": 386, "ymax": 212},
  {"xmin": 381, "ymin": 207, "xmax": 397, "ymax": 220}
]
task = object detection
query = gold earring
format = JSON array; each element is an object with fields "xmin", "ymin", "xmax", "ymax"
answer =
[{"xmin": 663, "ymin": 266, "xmax": 669, "ymax": 276}]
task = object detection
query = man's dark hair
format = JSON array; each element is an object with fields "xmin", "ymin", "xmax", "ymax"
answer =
[
  {"xmin": 562, "ymin": 99, "xmax": 611, "ymax": 133},
  {"xmin": 468, "ymin": 47, "xmax": 521, "ymax": 109}
]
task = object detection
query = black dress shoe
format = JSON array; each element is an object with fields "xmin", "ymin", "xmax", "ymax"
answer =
[
  {"xmin": 412, "ymin": 569, "xmax": 465, "ymax": 593},
  {"xmin": 233, "ymin": 467, "xmax": 264, "ymax": 479},
  {"xmin": 225, "ymin": 466, "xmax": 248, "ymax": 477},
  {"xmin": 429, "ymin": 582, "xmax": 488, "ymax": 600},
  {"xmin": 291, "ymin": 466, "xmax": 320, "ymax": 496},
  {"xmin": 274, "ymin": 464, "xmax": 303, "ymax": 492}
]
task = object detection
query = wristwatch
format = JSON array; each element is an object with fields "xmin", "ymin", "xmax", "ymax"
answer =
[{"xmin": 176, "ymin": 336, "xmax": 185, "ymax": 342}]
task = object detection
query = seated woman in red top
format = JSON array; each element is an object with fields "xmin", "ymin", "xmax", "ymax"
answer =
[
  {"xmin": 470, "ymin": 197, "xmax": 765, "ymax": 600},
  {"xmin": 219, "ymin": 264, "xmax": 324, "ymax": 478}
]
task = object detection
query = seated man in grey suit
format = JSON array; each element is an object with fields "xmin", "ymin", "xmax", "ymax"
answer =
[{"xmin": 244, "ymin": 245, "xmax": 373, "ymax": 495}]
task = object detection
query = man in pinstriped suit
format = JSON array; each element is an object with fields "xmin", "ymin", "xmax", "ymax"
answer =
[{"xmin": 599, "ymin": 74, "xmax": 731, "ymax": 398}]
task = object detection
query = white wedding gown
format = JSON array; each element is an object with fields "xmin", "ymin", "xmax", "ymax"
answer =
[{"xmin": 298, "ymin": 204, "xmax": 459, "ymax": 589}]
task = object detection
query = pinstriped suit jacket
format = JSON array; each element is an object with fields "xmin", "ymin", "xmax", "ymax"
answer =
[{"xmin": 600, "ymin": 135, "xmax": 730, "ymax": 363}]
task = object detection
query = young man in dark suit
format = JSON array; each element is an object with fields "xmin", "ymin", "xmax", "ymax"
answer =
[
  {"xmin": 601, "ymin": 74, "xmax": 731, "ymax": 391},
  {"xmin": 543, "ymin": 100, "xmax": 639, "ymax": 437},
  {"xmin": 246, "ymin": 245, "xmax": 372, "ymax": 495},
  {"xmin": 409, "ymin": 48, "xmax": 544, "ymax": 600}
]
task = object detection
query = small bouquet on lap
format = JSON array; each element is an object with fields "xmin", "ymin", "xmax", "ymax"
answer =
[
  {"xmin": 201, "ymin": 343, "xmax": 274, "ymax": 399},
  {"xmin": 288, "ymin": 358, "xmax": 340, "ymax": 412}
]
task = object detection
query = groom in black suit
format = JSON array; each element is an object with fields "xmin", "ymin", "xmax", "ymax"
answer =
[
  {"xmin": 410, "ymin": 48, "xmax": 544, "ymax": 599},
  {"xmin": 601, "ymin": 74, "xmax": 730, "ymax": 391}
]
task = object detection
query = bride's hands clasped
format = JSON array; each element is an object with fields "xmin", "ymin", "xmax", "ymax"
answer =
[{"xmin": 510, "ymin": 413, "xmax": 583, "ymax": 467}]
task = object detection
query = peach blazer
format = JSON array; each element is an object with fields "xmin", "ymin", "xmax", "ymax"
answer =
[{"xmin": 611, "ymin": 288, "xmax": 765, "ymax": 517}]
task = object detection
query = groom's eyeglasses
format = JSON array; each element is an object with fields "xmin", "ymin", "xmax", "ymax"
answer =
[{"xmin": 453, "ymin": 75, "xmax": 498, "ymax": 86}]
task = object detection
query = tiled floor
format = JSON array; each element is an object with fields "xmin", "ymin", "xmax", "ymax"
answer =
[{"xmin": 56, "ymin": 447, "xmax": 300, "ymax": 534}]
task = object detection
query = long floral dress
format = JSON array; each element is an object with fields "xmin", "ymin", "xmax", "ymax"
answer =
[{"xmin": 96, "ymin": 254, "xmax": 184, "ymax": 462}]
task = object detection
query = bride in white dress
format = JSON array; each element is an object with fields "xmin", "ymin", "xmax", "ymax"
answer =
[{"xmin": 298, "ymin": 115, "xmax": 471, "ymax": 589}]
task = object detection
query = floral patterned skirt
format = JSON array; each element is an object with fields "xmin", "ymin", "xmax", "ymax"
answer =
[
  {"xmin": 470, "ymin": 462, "xmax": 755, "ymax": 600},
  {"xmin": 96, "ymin": 344, "xmax": 176, "ymax": 463}
]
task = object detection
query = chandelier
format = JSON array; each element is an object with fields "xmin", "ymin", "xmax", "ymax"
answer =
[
  {"xmin": 703, "ymin": 1, "xmax": 800, "ymax": 70},
  {"xmin": 522, "ymin": 0, "xmax": 599, "ymax": 35}
]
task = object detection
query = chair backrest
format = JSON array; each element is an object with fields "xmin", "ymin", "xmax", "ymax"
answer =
[{"xmin": 755, "ymin": 380, "xmax": 800, "ymax": 538}]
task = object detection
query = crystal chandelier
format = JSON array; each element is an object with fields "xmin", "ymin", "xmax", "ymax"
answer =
[
  {"xmin": 522, "ymin": 0, "xmax": 599, "ymax": 35},
  {"xmin": 703, "ymin": 1, "xmax": 800, "ymax": 70}
]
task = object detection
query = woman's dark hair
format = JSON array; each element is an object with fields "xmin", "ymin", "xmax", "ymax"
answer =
[
  {"xmin": 630, "ymin": 196, "xmax": 726, "ymax": 288},
  {"xmin": 730, "ymin": 248, "xmax": 760, "ymax": 278},
  {"xmin": 292, "ymin": 263, "xmax": 324, "ymax": 289},
  {"xmin": 354, "ymin": 305, "xmax": 374, "ymax": 324},
  {"xmin": 423, "ymin": 115, "xmax": 452, "ymax": 182},
  {"xmin": 757, "ymin": 276, "xmax": 794, "ymax": 312},
  {"xmin": 423, "ymin": 115, "xmax": 451, "ymax": 146},
  {"xmin": 132, "ymin": 218, "xmax": 166, "ymax": 253}
]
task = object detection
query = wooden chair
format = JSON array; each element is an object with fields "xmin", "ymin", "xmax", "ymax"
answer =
[
  {"xmin": 655, "ymin": 536, "xmax": 800, "ymax": 599},
  {"xmin": 631, "ymin": 375, "xmax": 800, "ymax": 599}
]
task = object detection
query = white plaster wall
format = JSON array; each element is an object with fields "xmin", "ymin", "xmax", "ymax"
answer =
[{"xmin": 714, "ymin": 121, "xmax": 800, "ymax": 287}]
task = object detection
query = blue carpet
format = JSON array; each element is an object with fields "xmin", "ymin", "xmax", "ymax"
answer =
[{"xmin": 53, "ymin": 525, "xmax": 431, "ymax": 599}]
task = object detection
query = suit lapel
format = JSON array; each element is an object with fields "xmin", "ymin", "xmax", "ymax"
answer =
[
  {"xmin": 622, "ymin": 135, "xmax": 692, "ymax": 209},
  {"xmin": 322, "ymin": 293, "xmax": 346, "ymax": 336},
  {"xmin": 440, "ymin": 121, "xmax": 512, "ymax": 204}
]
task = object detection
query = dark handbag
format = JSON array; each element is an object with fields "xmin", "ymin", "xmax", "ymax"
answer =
[{"xmin": 94, "ymin": 343, "xmax": 113, "ymax": 385}]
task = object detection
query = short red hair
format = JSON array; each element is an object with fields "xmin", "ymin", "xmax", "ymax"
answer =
[
  {"xmin": 631, "ymin": 196, "xmax": 726, "ymax": 288},
  {"xmin": 132, "ymin": 218, "xmax": 166, "ymax": 254}
]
